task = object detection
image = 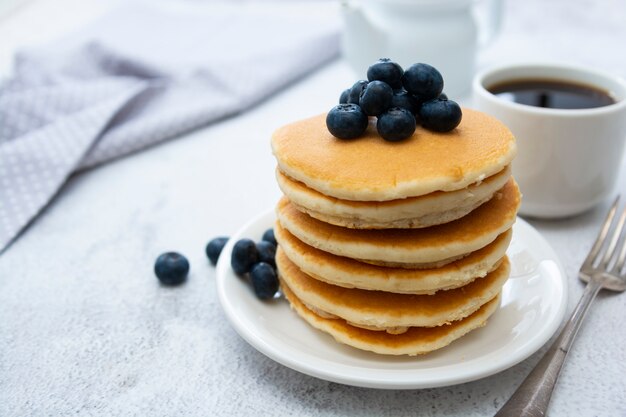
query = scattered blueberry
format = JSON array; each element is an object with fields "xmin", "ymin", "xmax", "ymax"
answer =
[
  {"xmin": 231, "ymin": 238, "xmax": 259, "ymax": 275},
  {"xmin": 250, "ymin": 262, "xmax": 279, "ymax": 300},
  {"xmin": 154, "ymin": 252, "xmax": 189, "ymax": 286},
  {"xmin": 377, "ymin": 107, "xmax": 416, "ymax": 142},
  {"xmin": 390, "ymin": 89, "xmax": 419, "ymax": 115},
  {"xmin": 326, "ymin": 104, "xmax": 368, "ymax": 139},
  {"xmin": 206, "ymin": 236, "xmax": 228, "ymax": 265},
  {"xmin": 347, "ymin": 80, "xmax": 368, "ymax": 104},
  {"xmin": 419, "ymin": 99, "xmax": 463, "ymax": 132},
  {"xmin": 262, "ymin": 228, "xmax": 277, "ymax": 246},
  {"xmin": 339, "ymin": 88, "xmax": 350, "ymax": 104},
  {"xmin": 439, "ymin": 92, "xmax": 448, "ymax": 100},
  {"xmin": 367, "ymin": 58, "xmax": 404, "ymax": 89},
  {"xmin": 402, "ymin": 63, "xmax": 444, "ymax": 102},
  {"xmin": 359, "ymin": 80, "xmax": 393, "ymax": 116},
  {"xmin": 256, "ymin": 241, "xmax": 277, "ymax": 268},
  {"xmin": 250, "ymin": 262, "xmax": 278, "ymax": 300}
]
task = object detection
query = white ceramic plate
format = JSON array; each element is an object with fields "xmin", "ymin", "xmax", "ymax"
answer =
[{"xmin": 216, "ymin": 209, "xmax": 567, "ymax": 389}]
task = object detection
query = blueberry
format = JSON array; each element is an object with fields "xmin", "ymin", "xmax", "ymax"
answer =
[
  {"xmin": 439, "ymin": 92, "xmax": 448, "ymax": 100},
  {"xmin": 206, "ymin": 236, "xmax": 228, "ymax": 265},
  {"xmin": 339, "ymin": 88, "xmax": 350, "ymax": 104},
  {"xmin": 250, "ymin": 262, "xmax": 279, "ymax": 300},
  {"xmin": 261, "ymin": 228, "xmax": 277, "ymax": 246},
  {"xmin": 347, "ymin": 80, "xmax": 368, "ymax": 104},
  {"xmin": 256, "ymin": 241, "xmax": 277, "ymax": 268},
  {"xmin": 367, "ymin": 58, "xmax": 404, "ymax": 89},
  {"xmin": 231, "ymin": 238, "xmax": 258, "ymax": 275},
  {"xmin": 390, "ymin": 89, "xmax": 419, "ymax": 114},
  {"xmin": 326, "ymin": 104, "xmax": 368, "ymax": 139},
  {"xmin": 419, "ymin": 99, "xmax": 463, "ymax": 132},
  {"xmin": 154, "ymin": 252, "xmax": 189, "ymax": 286},
  {"xmin": 402, "ymin": 63, "xmax": 444, "ymax": 102},
  {"xmin": 376, "ymin": 107, "xmax": 416, "ymax": 142},
  {"xmin": 359, "ymin": 80, "xmax": 393, "ymax": 116}
]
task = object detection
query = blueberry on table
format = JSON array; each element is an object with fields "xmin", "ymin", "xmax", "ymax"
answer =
[
  {"xmin": 376, "ymin": 107, "xmax": 417, "ymax": 142},
  {"xmin": 339, "ymin": 88, "xmax": 350, "ymax": 104},
  {"xmin": 231, "ymin": 238, "xmax": 259, "ymax": 275},
  {"xmin": 326, "ymin": 104, "xmax": 368, "ymax": 139},
  {"xmin": 367, "ymin": 58, "xmax": 404, "ymax": 89},
  {"xmin": 262, "ymin": 228, "xmax": 277, "ymax": 246},
  {"xmin": 347, "ymin": 80, "xmax": 369, "ymax": 104},
  {"xmin": 359, "ymin": 80, "xmax": 393, "ymax": 116},
  {"xmin": 439, "ymin": 92, "xmax": 448, "ymax": 100},
  {"xmin": 206, "ymin": 236, "xmax": 228, "ymax": 265},
  {"xmin": 256, "ymin": 241, "xmax": 277, "ymax": 268},
  {"xmin": 402, "ymin": 63, "xmax": 444, "ymax": 102},
  {"xmin": 390, "ymin": 89, "xmax": 419, "ymax": 115},
  {"xmin": 154, "ymin": 252, "xmax": 189, "ymax": 285},
  {"xmin": 419, "ymin": 99, "xmax": 463, "ymax": 132},
  {"xmin": 250, "ymin": 262, "xmax": 279, "ymax": 300}
]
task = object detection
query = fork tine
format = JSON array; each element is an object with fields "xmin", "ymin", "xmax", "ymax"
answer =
[
  {"xmin": 613, "ymin": 215, "xmax": 626, "ymax": 274},
  {"xmin": 583, "ymin": 195, "xmax": 620, "ymax": 268},
  {"xmin": 600, "ymin": 205, "xmax": 626, "ymax": 269}
]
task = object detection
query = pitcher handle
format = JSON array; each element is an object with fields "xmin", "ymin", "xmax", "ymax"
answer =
[{"xmin": 476, "ymin": 0, "xmax": 504, "ymax": 47}]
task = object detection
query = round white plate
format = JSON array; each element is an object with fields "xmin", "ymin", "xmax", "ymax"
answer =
[{"xmin": 216, "ymin": 210, "xmax": 567, "ymax": 389}]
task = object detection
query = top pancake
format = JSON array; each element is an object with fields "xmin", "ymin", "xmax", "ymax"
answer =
[{"xmin": 271, "ymin": 108, "xmax": 517, "ymax": 201}]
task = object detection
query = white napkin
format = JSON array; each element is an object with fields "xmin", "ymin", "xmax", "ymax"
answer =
[{"xmin": 0, "ymin": 2, "xmax": 339, "ymax": 252}]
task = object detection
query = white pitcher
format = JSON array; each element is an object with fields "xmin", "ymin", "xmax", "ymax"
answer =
[{"xmin": 342, "ymin": 0, "xmax": 503, "ymax": 96}]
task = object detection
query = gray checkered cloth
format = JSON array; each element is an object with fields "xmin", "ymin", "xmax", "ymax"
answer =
[{"xmin": 0, "ymin": 3, "xmax": 339, "ymax": 252}]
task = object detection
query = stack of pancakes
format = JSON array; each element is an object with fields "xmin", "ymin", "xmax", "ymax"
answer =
[{"xmin": 271, "ymin": 108, "xmax": 520, "ymax": 356}]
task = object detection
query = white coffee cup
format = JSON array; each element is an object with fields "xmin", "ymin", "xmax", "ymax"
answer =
[{"xmin": 473, "ymin": 63, "xmax": 626, "ymax": 218}]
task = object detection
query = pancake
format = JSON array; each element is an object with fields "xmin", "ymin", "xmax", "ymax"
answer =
[
  {"xmin": 275, "ymin": 224, "xmax": 512, "ymax": 294},
  {"xmin": 276, "ymin": 178, "xmax": 520, "ymax": 266},
  {"xmin": 280, "ymin": 279, "xmax": 502, "ymax": 356},
  {"xmin": 277, "ymin": 166, "xmax": 511, "ymax": 229},
  {"xmin": 277, "ymin": 248, "xmax": 510, "ymax": 330},
  {"xmin": 271, "ymin": 108, "xmax": 517, "ymax": 202}
]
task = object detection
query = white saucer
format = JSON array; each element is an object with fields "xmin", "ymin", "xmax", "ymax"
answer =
[{"xmin": 216, "ymin": 209, "xmax": 567, "ymax": 389}]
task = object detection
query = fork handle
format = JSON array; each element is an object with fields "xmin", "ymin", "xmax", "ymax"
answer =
[{"xmin": 494, "ymin": 278, "xmax": 603, "ymax": 417}]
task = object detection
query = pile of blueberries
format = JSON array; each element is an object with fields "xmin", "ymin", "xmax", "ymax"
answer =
[
  {"xmin": 326, "ymin": 59, "xmax": 462, "ymax": 141},
  {"xmin": 153, "ymin": 229, "xmax": 279, "ymax": 300},
  {"xmin": 225, "ymin": 229, "xmax": 279, "ymax": 300}
]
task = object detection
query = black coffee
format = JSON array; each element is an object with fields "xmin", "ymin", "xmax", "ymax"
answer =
[{"xmin": 488, "ymin": 79, "xmax": 615, "ymax": 109}]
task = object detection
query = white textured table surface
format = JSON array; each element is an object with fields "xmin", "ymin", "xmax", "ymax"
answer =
[{"xmin": 1, "ymin": 1, "xmax": 626, "ymax": 416}]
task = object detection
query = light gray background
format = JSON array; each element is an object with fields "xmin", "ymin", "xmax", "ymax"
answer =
[{"xmin": 1, "ymin": 0, "xmax": 625, "ymax": 415}]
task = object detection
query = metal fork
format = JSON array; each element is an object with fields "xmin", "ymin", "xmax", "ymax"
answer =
[{"xmin": 495, "ymin": 196, "xmax": 626, "ymax": 417}]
